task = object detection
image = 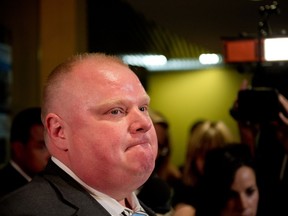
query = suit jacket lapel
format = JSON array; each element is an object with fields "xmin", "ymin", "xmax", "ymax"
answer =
[
  {"xmin": 43, "ymin": 160, "xmax": 111, "ymax": 216},
  {"xmin": 43, "ymin": 160, "xmax": 156, "ymax": 216}
]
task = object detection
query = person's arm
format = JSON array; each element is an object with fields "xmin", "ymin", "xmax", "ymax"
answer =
[
  {"xmin": 230, "ymin": 79, "xmax": 260, "ymax": 156},
  {"xmin": 237, "ymin": 121, "xmax": 260, "ymax": 157},
  {"xmin": 278, "ymin": 94, "xmax": 288, "ymax": 125}
]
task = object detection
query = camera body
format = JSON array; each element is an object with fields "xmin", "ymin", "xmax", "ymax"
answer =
[{"xmin": 231, "ymin": 87, "xmax": 284, "ymax": 123}]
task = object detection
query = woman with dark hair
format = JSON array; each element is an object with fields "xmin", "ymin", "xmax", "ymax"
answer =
[
  {"xmin": 172, "ymin": 120, "xmax": 234, "ymax": 216},
  {"xmin": 196, "ymin": 143, "xmax": 259, "ymax": 216}
]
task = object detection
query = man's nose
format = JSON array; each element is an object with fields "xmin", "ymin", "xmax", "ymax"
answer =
[{"xmin": 128, "ymin": 109, "xmax": 152, "ymax": 133}]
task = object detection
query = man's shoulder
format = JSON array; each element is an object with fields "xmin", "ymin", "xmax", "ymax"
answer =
[
  {"xmin": 0, "ymin": 174, "xmax": 76, "ymax": 215},
  {"xmin": 0, "ymin": 163, "xmax": 14, "ymax": 175},
  {"xmin": 0, "ymin": 175, "xmax": 51, "ymax": 200},
  {"xmin": 0, "ymin": 173, "xmax": 110, "ymax": 216},
  {"xmin": 0, "ymin": 163, "xmax": 28, "ymax": 197},
  {"xmin": 0, "ymin": 163, "xmax": 25, "ymax": 180}
]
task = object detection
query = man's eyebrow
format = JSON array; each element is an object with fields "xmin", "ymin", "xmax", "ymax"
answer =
[
  {"xmin": 88, "ymin": 94, "xmax": 151, "ymax": 112},
  {"xmin": 138, "ymin": 94, "xmax": 151, "ymax": 103},
  {"xmin": 101, "ymin": 95, "xmax": 150, "ymax": 106},
  {"xmin": 96, "ymin": 99, "xmax": 128, "ymax": 107}
]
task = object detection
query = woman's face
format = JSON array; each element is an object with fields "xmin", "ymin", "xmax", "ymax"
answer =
[{"xmin": 221, "ymin": 166, "xmax": 259, "ymax": 216}]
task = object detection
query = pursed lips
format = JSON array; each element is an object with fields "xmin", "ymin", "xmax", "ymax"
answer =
[{"xmin": 126, "ymin": 137, "xmax": 150, "ymax": 150}]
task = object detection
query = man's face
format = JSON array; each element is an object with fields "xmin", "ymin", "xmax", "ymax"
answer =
[
  {"xmin": 20, "ymin": 124, "xmax": 50, "ymax": 176},
  {"xmin": 53, "ymin": 59, "xmax": 158, "ymax": 198}
]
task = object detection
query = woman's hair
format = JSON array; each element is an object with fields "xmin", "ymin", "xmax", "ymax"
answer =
[
  {"xmin": 148, "ymin": 109, "xmax": 171, "ymax": 174},
  {"xmin": 196, "ymin": 143, "xmax": 256, "ymax": 216},
  {"xmin": 182, "ymin": 120, "xmax": 234, "ymax": 186}
]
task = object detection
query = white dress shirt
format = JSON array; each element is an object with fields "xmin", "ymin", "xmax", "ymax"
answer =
[{"xmin": 51, "ymin": 157, "xmax": 147, "ymax": 216}]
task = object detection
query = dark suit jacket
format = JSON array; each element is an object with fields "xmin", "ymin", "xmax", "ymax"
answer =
[
  {"xmin": 0, "ymin": 160, "xmax": 156, "ymax": 216},
  {"xmin": 0, "ymin": 162, "xmax": 29, "ymax": 198}
]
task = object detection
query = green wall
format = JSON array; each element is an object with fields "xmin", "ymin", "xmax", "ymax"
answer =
[{"xmin": 147, "ymin": 66, "xmax": 252, "ymax": 166}]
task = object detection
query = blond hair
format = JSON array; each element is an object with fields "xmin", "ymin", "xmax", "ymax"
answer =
[{"xmin": 182, "ymin": 120, "xmax": 234, "ymax": 186}]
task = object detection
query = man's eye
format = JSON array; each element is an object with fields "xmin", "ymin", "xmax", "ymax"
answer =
[
  {"xmin": 110, "ymin": 109, "xmax": 124, "ymax": 115},
  {"xmin": 139, "ymin": 106, "xmax": 148, "ymax": 112}
]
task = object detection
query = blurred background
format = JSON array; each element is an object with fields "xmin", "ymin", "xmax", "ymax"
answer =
[
  {"xmin": 0, "ymin": 0, "xmax": 287, "ymax": 166},
  {"xmin": 122, "ymin": 0, "xmax": 288, "ymax": 53}
]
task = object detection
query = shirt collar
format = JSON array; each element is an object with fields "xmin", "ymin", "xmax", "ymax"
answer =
[{"xmin": 51, "ymin": 157, "xmax": 145, "ymax": 216}]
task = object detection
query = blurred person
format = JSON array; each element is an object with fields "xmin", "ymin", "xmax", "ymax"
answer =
[
  {"xmin": 172, "ymin": 120, "xmax": 234, "ymax": 216},
  {"xmin": 182, "ymin": 120, "xmax": 234, "ymax": 184},
  {"xmin": 0, "ymin": 53, "xmax": 158, "ymax": 216},
  {"xmin": 196, "ymin": 143, "xmax": 259, "ymax": 216},
  {"xmin": 149, "ymin": 109, "xmax": 181, "ymax": 186},
  {"xmin": 137, "ymin": 176, "xmax": 173, "ymax": 216},
  {"xmin": 230, "ymin": 80, "xmax": 288, "ymax": 215},
  {"xmin": 0, "ymin": 107, "xmax": 50, "ymax": 198},
  {"xmin": 137, "ymin": 110, "xmax": 181, "ymax": 215}
]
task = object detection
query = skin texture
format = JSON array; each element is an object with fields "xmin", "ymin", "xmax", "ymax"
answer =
[
  {"xmin": 221, "ymin": 166, "xmax": 259, "ymax": 216},
  {"xmin": 13, "ymin": 124, "xmax": 50, "ymax": 177},
  {"xmin": 42, "ymin": 54, "xmax": 158, "ymax": 203}
]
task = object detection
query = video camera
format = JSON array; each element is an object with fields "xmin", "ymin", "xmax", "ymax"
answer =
[{"xmin": 230, "ymin": 87, "xmax": 286, "ymax": 123}]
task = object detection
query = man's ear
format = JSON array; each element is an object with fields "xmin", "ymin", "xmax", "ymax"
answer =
[{"xmin": 45, "ymin": 113, "xmax": 67, "ymax": 151}]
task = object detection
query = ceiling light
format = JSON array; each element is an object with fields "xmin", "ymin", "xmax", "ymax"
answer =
[
  {"xmin": 199, "ymin": 53, "xmax": 222, "ymax": 65},
  {"xmin": 264, "ymin": 37, "xmax": 288, "ymax": 61},
  {"xmin": 121, "ymin": 54, "xmax": 167, "ymax": 67},
  {"xmin": 120, "ymin": 53, "xmax": 223, "ymax": 72}
]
